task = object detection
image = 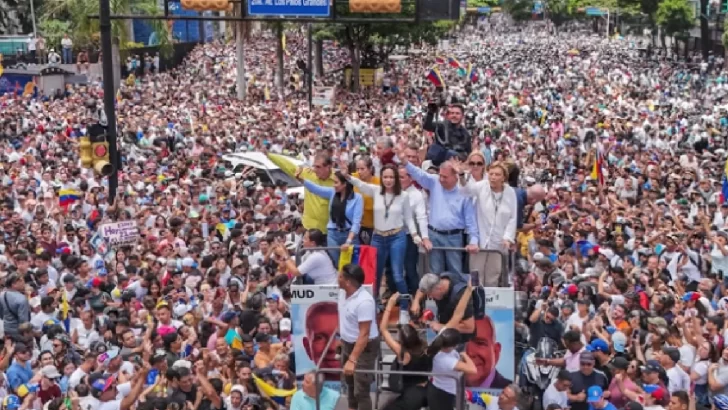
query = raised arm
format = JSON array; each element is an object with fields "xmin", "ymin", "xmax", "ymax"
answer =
[
  {"xmin": 303, "ymin": 179, "xmax": 335, "ymax": 199},
  {"xmin": 347, "ymin": 176, "xmax": 379, "ymax": 197},
  {"xmin": 404, "ymin": 161, "xmax": 437, "ymax": 190},
  {"xmin": 459, "ymin": 175, "xmax": 488, "ymax": 197}
]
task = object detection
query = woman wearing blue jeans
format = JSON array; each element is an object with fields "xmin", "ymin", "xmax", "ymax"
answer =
[
  {"xmin": 344, "ymin": 164, "xmax": 419, "ymax": 316},
  {"xmin": 299, "ymin": 169, "xmax": 363, "ymax": 264}
]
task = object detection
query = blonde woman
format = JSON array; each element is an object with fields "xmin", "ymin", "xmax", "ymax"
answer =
[
  {"xmin": 465, "ymin": 151, "xmax": 487, "ymax": 182},
  {"xmin": 455, "ymin": 161, "xmax": 517, "ymax": 287}
]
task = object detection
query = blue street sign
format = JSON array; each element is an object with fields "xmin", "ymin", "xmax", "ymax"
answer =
[
  {"xmin": 585, "ymin": 6, "xmax": 605, "ymax": 16},
  {"xmin": 247, "ymin": 0, "xmax": 331, "ymax": 16},
  {"xmin": 477, "ymin": 6, "xmax": 490, "ymax": 13},
  {"xmin": 533, "ymin": 1, "xmax": 543, "ymax": 13}
]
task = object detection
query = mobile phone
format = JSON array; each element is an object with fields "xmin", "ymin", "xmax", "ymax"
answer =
[{"xmin": 470, "ymin": 270, "xmax": 480, "ymax": 287}]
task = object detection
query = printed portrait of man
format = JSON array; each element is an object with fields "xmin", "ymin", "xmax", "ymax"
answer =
[
  {"xmin": 302, "ymin": 301, "xmax": 340, "ymax": 380},
  {"xmin": 465, "ymin": 316, "xmax": 512, "ymax": 388}
]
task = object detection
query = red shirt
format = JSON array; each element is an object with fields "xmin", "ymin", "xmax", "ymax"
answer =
[{"xmin": 38, "ymin": 384, "xmax": 62, "ymax": 404}]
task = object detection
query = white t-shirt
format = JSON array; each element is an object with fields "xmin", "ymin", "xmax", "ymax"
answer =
[
  {"xmin": 693, "ymin": 360, "xmax": 709, "ymax": 385},
  {"xmin": 69, "ymin": 367, "xmax": 88, "ymax": 389},
  {"xmin": 298, "ymin": 251, "xmax": 337, "ymax": 285},
  {"xmin": 678, "ymin": 344, "xmax": 696, "ymax": 368},
  {"xmin": 74, "ymin": 322, "xmax": 100, "ymax": 349},
  {"xmin": 432, "ymin": 350, "xmax": 461, "ymax": 395},
  {"xmin": 543, "ymin": 381, "xmax": 568, "ymax": 409},
  {"xmin": 666, "ymin": 366, "xmax": 691, "ymax": 394}
]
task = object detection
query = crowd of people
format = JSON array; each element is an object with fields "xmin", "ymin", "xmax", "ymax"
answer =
[{"xmin": 3, "ymin": 12, "xmax": 728, "ymax": 410}]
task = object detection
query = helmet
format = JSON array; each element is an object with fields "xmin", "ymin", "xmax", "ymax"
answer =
[
  {"xmin": 42, "ymin": 318, "xmax": 60, "ymax": 333},
  {"xmin": 715, "ymin": 395, "xmax": 728, "ymax": 410},
  {"xmin": 3, "ymin": 395, "xmax": 20, "ymax": 410}
]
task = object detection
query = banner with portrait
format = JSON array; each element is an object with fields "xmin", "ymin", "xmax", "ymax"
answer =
[
  {"xmin": 426, "ymin": 287, "xmax": 515, "ymax": 396},
  {"xmin": 290, "ymin": 284, "xmax": 373, "ymax": 387}
]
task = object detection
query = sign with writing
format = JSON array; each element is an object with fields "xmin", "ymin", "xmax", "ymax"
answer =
[
  {"xmin": 311, "ymin": 86, "xmax": 336, "ymax": 106},
  {"xmin": 477, "ymin": 6, "xmax": 490, "ymax": 13},
  {"xmin": 247, "ymin": 0, "xmax": 330, "ymax": 17},
  {"xmin": 99, "ymin": 221, "xmax": 140, "ymax": 247},
  {"xmin": 585, "ymin": 6, "xmax": 605, "ymax": 16}
]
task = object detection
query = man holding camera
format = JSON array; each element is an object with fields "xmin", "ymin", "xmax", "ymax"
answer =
[{"xmin": 424, "ymin": 102, "xmax": 472, "ymax": 166}]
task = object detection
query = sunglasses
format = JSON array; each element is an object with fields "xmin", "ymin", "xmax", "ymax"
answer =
[{"xmin": 469, "ymin": 162, "xmax": 484, "ymax": 166}]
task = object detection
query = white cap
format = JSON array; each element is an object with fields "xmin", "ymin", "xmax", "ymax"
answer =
[
  {"xmin": 182, "ymin": 257, "xmax": 194, "ymax": 267},
  {"xmin": 279, "ymin": 318, "xmax": 292, "ymax": 332}
]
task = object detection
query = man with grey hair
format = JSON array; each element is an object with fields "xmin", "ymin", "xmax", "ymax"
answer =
[
  {"xmin": 399, "ymin": 147, "xmax": 479, "ymax": 277},
  {"xmin": 487, "ymin": 383, "xmax": 523, "ymax": 410},
  {"xmin": 413, "ymin": 272, "xmax": 475, "ymax": 340},
  {"xmin": 290, "ymin": 371, "xmax": 340, "ymax": 410},
  {"xmin": 375, "ymin": 136, "xmax": 396, "ymax": 172}
]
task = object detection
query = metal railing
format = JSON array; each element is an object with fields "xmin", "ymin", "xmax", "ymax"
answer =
[
  {"xmin": 313, "ymin": 367, "xmax": 466, "ymax": 410},
  {"xmin": 424, "ymin": 246, "xmax": 509, "ymax": 287},
  {"xmin": 294, "ymin": 245, "xmax": 511, "ymax": 287}
]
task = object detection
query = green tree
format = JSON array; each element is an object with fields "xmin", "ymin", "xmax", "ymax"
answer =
[
  {"xmin": 503, "ymin": 0, "xmax": 534, "ymax": 22},
  {"xmin": 42, "ymin": 0, "xmax": 170, "ymax": 88},
  {"xmin": 38, "ymin": 18, "xmax": 70, "ymax": 47},
  {"xmin": 656, "ymin": 0, "xmax": 693, "ymax": 35}
]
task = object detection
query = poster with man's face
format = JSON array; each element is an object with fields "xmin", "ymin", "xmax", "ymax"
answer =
[
  {"xmin": 291, "ymin": 285, "xmax": 373, "ymax": 383},
  {"xmin": 427, "ymin": 288, "xmax": 515, "ymax": 395}
]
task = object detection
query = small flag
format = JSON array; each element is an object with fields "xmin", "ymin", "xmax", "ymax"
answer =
[
  {"xmin": 425, "ymin": 66, "xmax": 445, "ymax": 87},
  {"xmin": 252, "ymin": 374, "xmax": 297, "ymax": 406},
  {"xmin": 467, "ymin": 63, "xmax": 479, "ymax": 83},
  {"xmin": 60, "ymin": 290, "xmax": 70, "ymax": 332},
  {"xmin": 435, "ymin": 56, "xmax": 445, "ymax": 65},
  {"xmin": 59, "ymin": 189, "xmax": 82, "ymax": 207},
  {"xmin": 447, "ymin": 56, "xmax": 462, "ymax": 69},
  {"xmin": 338, "ymin": 245, "xmax": 376, "ymax": 285},
  {"xmin": 591, "ymin": 148, "xmax": 605, "ymax": 186},
  {"xmin": 22, "ymin": 82, "xmax": 35, "ymax": 97}
]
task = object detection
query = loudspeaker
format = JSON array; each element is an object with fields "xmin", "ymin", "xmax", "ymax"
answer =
[{"xmin": 418, "ymin": 0, "xmax": 460, "ymax": 21}]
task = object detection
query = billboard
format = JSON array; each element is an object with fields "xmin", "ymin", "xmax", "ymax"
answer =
[
  {"xmin": 426, "ymin": 287, "xmax": 515, "ymax": 396},
  {"xmin": 248, "ymin": 0, "xmax": 331, "ymax": 17}
]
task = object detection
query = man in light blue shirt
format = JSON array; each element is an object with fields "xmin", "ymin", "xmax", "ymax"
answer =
[
  {"xmin": 290, "ymin": 372, "xmax": 340, "ymax": 410},
  {"xmin": 401, "ymin": 156, "xmax": 479, "ymax": 276}
]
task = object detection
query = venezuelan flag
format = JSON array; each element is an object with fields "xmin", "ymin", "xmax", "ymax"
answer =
[
  {"xmin": 61, "ymin": 289, "xmax": 70, "ymax": 332},
  {"xmin": 425, "ymin": 66, "xmax": 445, "ymax": 87},
  {"xmin": 59, "ymin": 189, "xmax": 81, "ymax": 207},
  {"xmin": 435, "ymin": 56, "xmax": 446, "ymax": 65},
  {"xmin": 468, "ymin": 63, "xmax": 479, "ymax": 83},
  {"xmin": 447, "ymin": 56, "xmax": 462, "ymax": 69},
  {"xmin": 466, "ymin": 391, "xmax": 493, "ymax": 408},
  {"xmin": 252, "ymin": 374, "xmax": 296, "ymax": 405},
  {"xmin": 590, "ymin": 148, "xmax": 604, "ymax": 186}
]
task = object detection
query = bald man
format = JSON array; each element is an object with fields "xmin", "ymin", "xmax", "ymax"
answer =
[{"xmin": 516, "ymin": 184, "xmax": 547, "ymax": 232}]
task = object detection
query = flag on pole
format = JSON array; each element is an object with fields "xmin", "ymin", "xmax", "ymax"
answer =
[
  {"xmin": 252, "ymin": 374, "xmax": 297, "ymax": 406},
  {"xmin": 59, "ymin": 188, "xmax": 82, "ymax": 207},
  {"xmin": 425, "ymin": 66, "xmax": 445, "ymax": 87},
  {"xmin": 447, "ymin": 56, "xmax": 462, "ymax": 68},
  {"xmin": 590, "ymin": 148, "xmax": 605, "ymax": 185}
]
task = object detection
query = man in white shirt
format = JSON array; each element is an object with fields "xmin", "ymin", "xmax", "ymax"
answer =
[
  {"xmin": 543, "ymin": 370, "xmax": 571, "ymax": 409},
  {"xmin": 399, "ymin": 165, "xmax": 428, "ymax": 299},
  {"xmin": 338, "ymin": 264, "xmax": 380, "ymax": 410},
  {"xmin": 661, "ymin": 347, "xmax": 690, "ymax": 394}
]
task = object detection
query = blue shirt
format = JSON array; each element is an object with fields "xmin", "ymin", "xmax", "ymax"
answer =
[
  {"xmin": 7, "ymin": 360, "xmax": 33, "ymax": 391},
  {"xmin": 290, "ymin": 386, "xmax": 340, "ymax": 410},
  {"xmin": 303, "ymin": 180, "xmax": 364, "ymax": 234},
  {"xmin": 515, "ymin": 187, "xmax": 527, "ymax": 230},
  {"xmin": 405, "ymin": 162, "xmax": 479, "ymax": 245},
  {"xmin": 589, "ymin": 403, "xmax": 617, "ymax": 410}
]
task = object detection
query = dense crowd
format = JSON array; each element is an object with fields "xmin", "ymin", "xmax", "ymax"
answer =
[{"xmin": 3, "ymin": 13, "xmax": 728, "ymax": 410}]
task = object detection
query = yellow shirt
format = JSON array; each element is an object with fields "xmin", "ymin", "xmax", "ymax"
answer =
[
  {"xmin": 352, "ymin": 173, "xmax": 380, "ymax": 229},
  {"xmin": 253, "ymin": 343, "xmax": 284, "ymax": 369},
  {"xmin": 267, "ymin": 153, "xmax": 335, "ymax": 233}
]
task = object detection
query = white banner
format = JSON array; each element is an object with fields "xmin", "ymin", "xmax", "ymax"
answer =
[{"xmin": 99, "ymin": 221, "xmax": 140, "ymax": 248}]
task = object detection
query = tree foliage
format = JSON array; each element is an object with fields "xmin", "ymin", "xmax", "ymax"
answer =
[
  {"xmin": 502, "ymin": 0, "xmax": 535, "ymax": 21},
  {"xmin": 656, "ymin": 0, "xmax": 693, "ymax": 35},
  {"xmin": 41, "ymin": 0, "xmax": 171, "ymax": 54},
  {"xmin": 38, "ymin": 18, "xmax": 71, "ymax": 47}
]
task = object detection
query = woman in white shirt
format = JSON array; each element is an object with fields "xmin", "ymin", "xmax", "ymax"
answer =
[
  {"xmin": 427, "ymin": 328, "xmax": 477, "ymax": 410},
  {"xmin": 344, "ymin": 164, "xmax": 419, "ymax": 310},
  {"xmin": 710, "ymin": 231, "xmax": 728, "ymax": 277},
  {"xmin": 457, "ymin": 161, "xmax": 518, "ymax": 287}
]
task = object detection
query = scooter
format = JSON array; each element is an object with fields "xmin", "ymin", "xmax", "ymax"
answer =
[{"xmin": 518, "ymin": 338, "xmax": 564, "ymax": 410}]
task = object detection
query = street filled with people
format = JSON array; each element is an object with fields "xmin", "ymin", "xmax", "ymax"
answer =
[{"xmin": 2, "ymin": 13, "xmax": 728, "ymax": 410}]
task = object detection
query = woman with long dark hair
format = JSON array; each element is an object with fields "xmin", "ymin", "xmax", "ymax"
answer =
[
  {"xmin": 343, "ymin": 163, "xmax": 419, "ymax": 312},
  {"xmin": 297, "ymin": 169, "xmax": 363, "ymax": 264},
  {"xmin": 427, "ymin": 327, "xmax": 477, "ymax": 410}
]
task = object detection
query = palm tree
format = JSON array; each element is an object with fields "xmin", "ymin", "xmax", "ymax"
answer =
[{"xmin": 42, "ymin": 0, "xmax": 170, "ymax": 88}]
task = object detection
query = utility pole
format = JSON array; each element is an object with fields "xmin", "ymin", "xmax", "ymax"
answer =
[
  {"xmin": 99, "ymin": 0, "xmax": 120, "ymax": 205},
  {"xmin": 236, "ymin": 8, "xmax": 246, "ymax": 99},
  {"xmin": 307, "ymin": 22, "xmax": 313, "ymax": 110}
]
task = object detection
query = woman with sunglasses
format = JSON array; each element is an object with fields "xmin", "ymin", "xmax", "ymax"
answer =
[
  {"xmin": 465, "ymin": 152, "xmax": 487, "ymax": 183},
  {"xmin": 342, "ymin": 163, "xmax": 419, "ymax": 312},
  {"xmin": 456, "ymin": 160, "xmax": 518, "ymax": 287}
]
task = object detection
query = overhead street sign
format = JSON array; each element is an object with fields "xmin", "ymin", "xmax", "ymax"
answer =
[{"xmin": 247, "ymin": 0, "xmax": 331, "ymax": 16}]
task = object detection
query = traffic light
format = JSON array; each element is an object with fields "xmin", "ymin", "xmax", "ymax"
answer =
[
  {"xmin": 79, "ymin": 136, "xmax": 93, "ymax": 168},
  {"xmin": 349, "ymin": 0, "xmax": 402, "ymax": 13},
  {"xmin": 91, "ymin": 137, "xmax": 114, "ymax": 177},
  {"xmin": 722, "ymin": 0, "xmax": 728, "ymax": 14},
  {"xmin": 181, "ymin": 0, "xmax": 232, "ymax": 12}
]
